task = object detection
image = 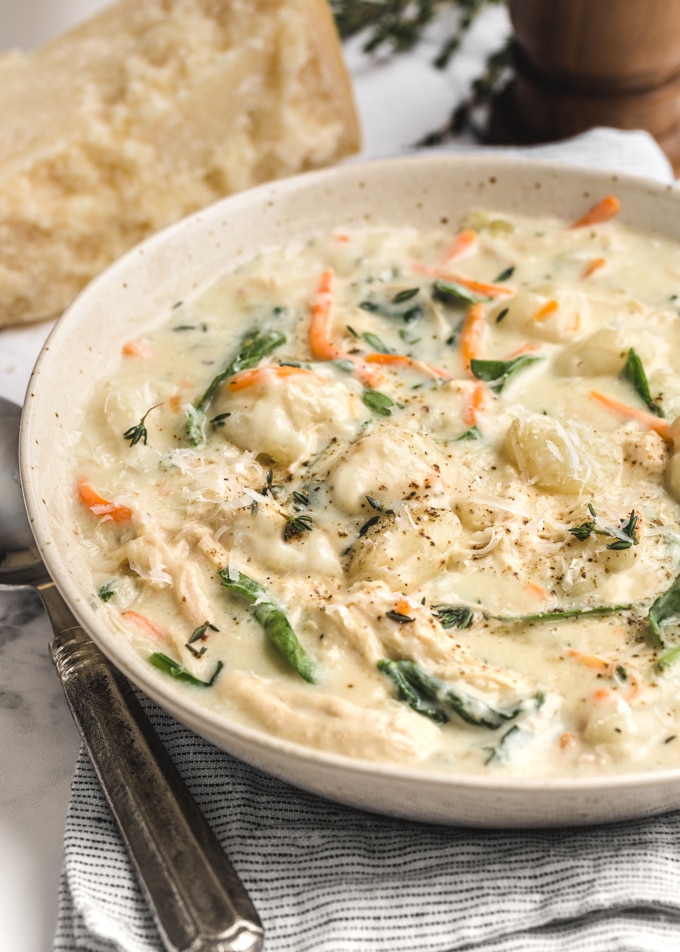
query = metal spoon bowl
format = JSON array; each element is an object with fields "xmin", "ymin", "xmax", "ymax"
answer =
[{"xmin": 0, "ymin": 394, "xmax": 263, "ymax": 952}]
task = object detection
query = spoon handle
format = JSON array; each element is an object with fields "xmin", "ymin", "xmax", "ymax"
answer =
[{"xmin": 39, "ymin": 579, "xmax": 264, "ymax": 952}]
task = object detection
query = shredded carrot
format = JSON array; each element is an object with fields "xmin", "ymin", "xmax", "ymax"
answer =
[
  {"xmin": 570, "ymin": 312, "xmax": 581, "ymax": 334},
  {"xmin": 464, "ymin": 382, "xmax": 487, "ymax": 426},
  {"xmin": 335, "ymin": 232, "xmax": 350, "ymax": 243},
  {"xmin": 581, "ymin": 257, "xmax": 607, "ymax": 279},
  {"xmin": 592, "ymin": 687, "xmax": 613, "ymax": 703},
  {"xmin": 308, "ymin": 268, "xmax": 380, "ymax": 386},
  {"xmin": 309, "ymin": 268, "xmax": 340, "ymax": 362},
  {"xmin": 559, "ymin": 731, "xmax": 576, "ymax": 750},
  {"xmin": 532, "ymin": 299, "xmax": 559, "ymax": 323},
  {"xmin": 444, "ymin": 229, "xmax": 477, "ymax": 263},
  {"xmin": 411, "ymin": 262, "xmax": 515, "ymax": 299},
  {"xmin": 364, "ymin": 351, "xmax": 449, "ymax": 379},
  {"xmin": 228, "ymin": 365, "xmax": 322, "ymax": 391},
  {"xmin": 395, "ymin": 598, "xmax": 413, "ymax": 616},
  {"xmin": 121, "ymin": 610, "xmax": 166, "ymax": 642},
  {"xmin": 459, "ymin": 302, "xmax": 486, "ymax": 372},
  {"xmin": 525, "ymin": 581, "xmax": 549, "ymax": 600},
  {"xmin": 77, "ymin": 478, "xmax": 132, "ymax": 523},
  {"xmin": 567, "ymin": 648, "xmax": 610, "ymax": 671},
  {"xmin": 122, "ymin": 340, "xmax": 153, "ymax": 358},
  {"xmin": 571, "ymin": 194, "xmax": 620, "ymax": 228},
  {"xmin": 589, "ymin": 390, "xmax": 672, "ymax": 442},
  {"xmin": 446, "ymin": 273, "xmax": 515, "ymax": 300}
]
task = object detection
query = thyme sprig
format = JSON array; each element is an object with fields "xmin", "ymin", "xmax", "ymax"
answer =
[
  {"xmin": 332, "ymin": 1, "xmax": 510, "ymax": 144},
  {"xmin": 568, "ymin": 504, "xmax": 640, "ymax": 550},
  {"xmin": 123, "ymin": 403, "xmax": 163, "ymax": 447}
]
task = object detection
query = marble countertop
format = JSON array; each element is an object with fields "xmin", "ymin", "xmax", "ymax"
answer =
[{"xmin": 0, "ymin": 4, "xmax": 509, "ymax": 950}]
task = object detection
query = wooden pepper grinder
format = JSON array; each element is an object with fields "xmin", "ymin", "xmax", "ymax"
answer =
[{"xmin": 490, "ymin": 0, "xmax": 680, "ymax": 171}]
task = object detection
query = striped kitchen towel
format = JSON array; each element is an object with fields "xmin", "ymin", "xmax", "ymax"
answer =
[{"xmin": 54, "ymin": 692, "xmax": 680, "ymax": 952}]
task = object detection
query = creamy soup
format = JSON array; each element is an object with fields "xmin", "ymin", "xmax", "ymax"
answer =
[{"xmin": 73, "ymin": 195, "xmax": 680, "ymax": 778}]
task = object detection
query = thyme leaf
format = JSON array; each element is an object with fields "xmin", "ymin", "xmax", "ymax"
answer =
[
  {"xmin": 433, "ymin": 604, "xmax": 474, "ymax": 629},
  {"xmin": 188, "ymin": 621, "xmax": 219, "ymax": 644},
  {"xmin": 621, "ymin": 347, "xmax": 664, "ymax": 417},
  {"xmin": 149, "ymin": 652, "xmax": 223, "ymax": 687},
  {"xmin": 283, "ymin": 513, "xmax": 314, "ymax": 541},
  {"xmin": 493, "ymin": 265, "xmax": 515, "ymax": 283}
]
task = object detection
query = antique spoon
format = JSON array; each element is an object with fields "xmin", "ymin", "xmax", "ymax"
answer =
[{"xmin": 0, "ymin": 395, "xmax": 264, "ymax": 952}]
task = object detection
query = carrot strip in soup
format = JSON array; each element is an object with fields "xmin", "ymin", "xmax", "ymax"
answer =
[
  {"xmin": 571, "ymin": 195, "xmax": 620, "ymax": 228},
  {"xmin": 411, "ymin": 262, "xmax": 515, "ymax": 299},
  {"xmin": 464, "ymin": 382, "xmax": 487, "ymax": 426},
  {"xmin": 77, "ymin": 478, "xmax": 132, "ymax": 522},
  {"xmin": 122, "ymin": 340, "xmax": 153, "ymax": 358},
  {"xmin": 364, "ymin": 352, "xmax": 450, "ymax": 379},
  {"xmin": 581, "ymin": 257, "xmax": 607, "ymax": 279},
  {"xmin": 589, "ymin": 391, "xmax": 672, "ymax": 441},
  {"xmin": 309, "ymin": 268, "xmax": 342, "ymax": 361},
  {"xmin": 460, "ymin": 302, "xmax": 486, "ymax": 372},
  {"xmin": 532, "ymin": 299, "xmax": 559, "ymax": 323},
  {"xmin": 444, "ymin": 229, "xmax": 477, "ymax": 262},
  {"xmin": 308, "ymin": 268, "xmax": 381, "ymax": 386},
  {"xmin": 228, "ymin": 365, "xmax": 323, "ymax": 391},
  {"xmin": 121, "ymin": 610, "xmax": 166, "ymax": 642}
]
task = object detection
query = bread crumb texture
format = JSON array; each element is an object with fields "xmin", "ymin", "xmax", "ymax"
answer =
[{"xmin": 0, "ymin": 0, "xmax": 360, "ymax": 326}]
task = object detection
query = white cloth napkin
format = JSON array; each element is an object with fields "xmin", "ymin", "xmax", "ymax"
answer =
[{"xmin": 54, "ymin": 128, "xmax": 680, "ymax": 952}]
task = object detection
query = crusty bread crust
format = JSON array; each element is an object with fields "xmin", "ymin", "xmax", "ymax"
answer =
[{"xmin": 0, "ymin": 0, "xmax": 360, "ymax": 326}]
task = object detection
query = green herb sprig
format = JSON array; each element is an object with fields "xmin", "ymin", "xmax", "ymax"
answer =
[{"xmin": 219, "ymin": 569, "xmax": 316, "ymax": 682}]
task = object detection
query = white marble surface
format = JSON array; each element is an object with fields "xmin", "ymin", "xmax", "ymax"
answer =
[{"xmin": 0, "ymin": 4, "xmax": 509, "ymax": 950}]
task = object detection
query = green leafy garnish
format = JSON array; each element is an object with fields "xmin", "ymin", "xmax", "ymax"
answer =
[
  {"xmin": 359, "ymin": 288, "xmax": 423, "ymax": 323},
  {"xmin": 188, "ymin": 327, "xmax": 286, "ymax": 443},
  {"xmin": 362, "ymin": 331, "xmax": 394, "ymax": 353},
  {"xmin": 188, "ymin": 621, "xmax": 219, "ymax": 643},
  {"xmin": 492, "ymin": 604, "xmax": 634, "ymax": 624},
  {"xmin": 493, "ymin": 266, "xmax": 515, "ymax": 283},
  {"xmin": 432, "ymin": 278, "xmax": 482, "ymax": 305},
  {"xmin": 98, "ymin": 582, "xmax": 116, "ymax": 602},
  {"xmin": 455, "ymin": 425, "xmax": 482, "ymax": 441},
  {"xmin": 469, "ymin": 355, "xmax": 542, "ymax": 393},
  {"xmin": 123, "ymin": 403, "xmax": 162, "ymax": 447},
  {"xmin": 149, "ymin": 652, "xmax": 223, "ymax": 687},
  {"xmin": 484, "ymin": 724, "xmax": 522, "ymax": 764},
  {"xmin": 219, "ymin": 569, "xmax": 316, "ymax": 682},
  {"xmin": 648, "ymin": 573, "xmax": 680, "ymax": 649},
  {"xmin": 433, "ymin": 605, "xmax": 474, "ymax": 629},
  {"xmin": 386, "ymin": 609, "xmax": 415, "ymax": 624},
  {"xmin": 568, "ymin": 504, "xmax": 640, "ymax": 550},
  {"xmin": 621, "ymin": 347, "xmax": 664, "ymax": 417},
  {"xmin": 283, "ymin": 513, "xmax": 314, "ymax": 541},
  {"xmin": 362, "ymin": 389, "xmax": 395, "ymax": 416},
  {"xmin": 377, "ymin": 659, "xmax": 524, "ymax": 729}
]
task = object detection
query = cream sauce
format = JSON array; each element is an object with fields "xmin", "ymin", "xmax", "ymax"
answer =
[{"xmin": 72, "ymin": 198, "xmax": 680, "ymax": 778}]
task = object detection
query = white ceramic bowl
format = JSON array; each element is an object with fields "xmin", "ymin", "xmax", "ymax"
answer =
[{"xmin": 20, "ymin": 153, "xmax": 680, "ymax": 828}]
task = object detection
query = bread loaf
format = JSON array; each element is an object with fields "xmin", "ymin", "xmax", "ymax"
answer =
[{"xmin": 0, "ymin": 0, "xmax": 360, "ymax": 327}]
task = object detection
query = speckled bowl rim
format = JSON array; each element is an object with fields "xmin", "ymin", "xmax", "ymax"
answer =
[{"xmin": 20, "ymin": 152, "xmax": 680, "ymax": 827}]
